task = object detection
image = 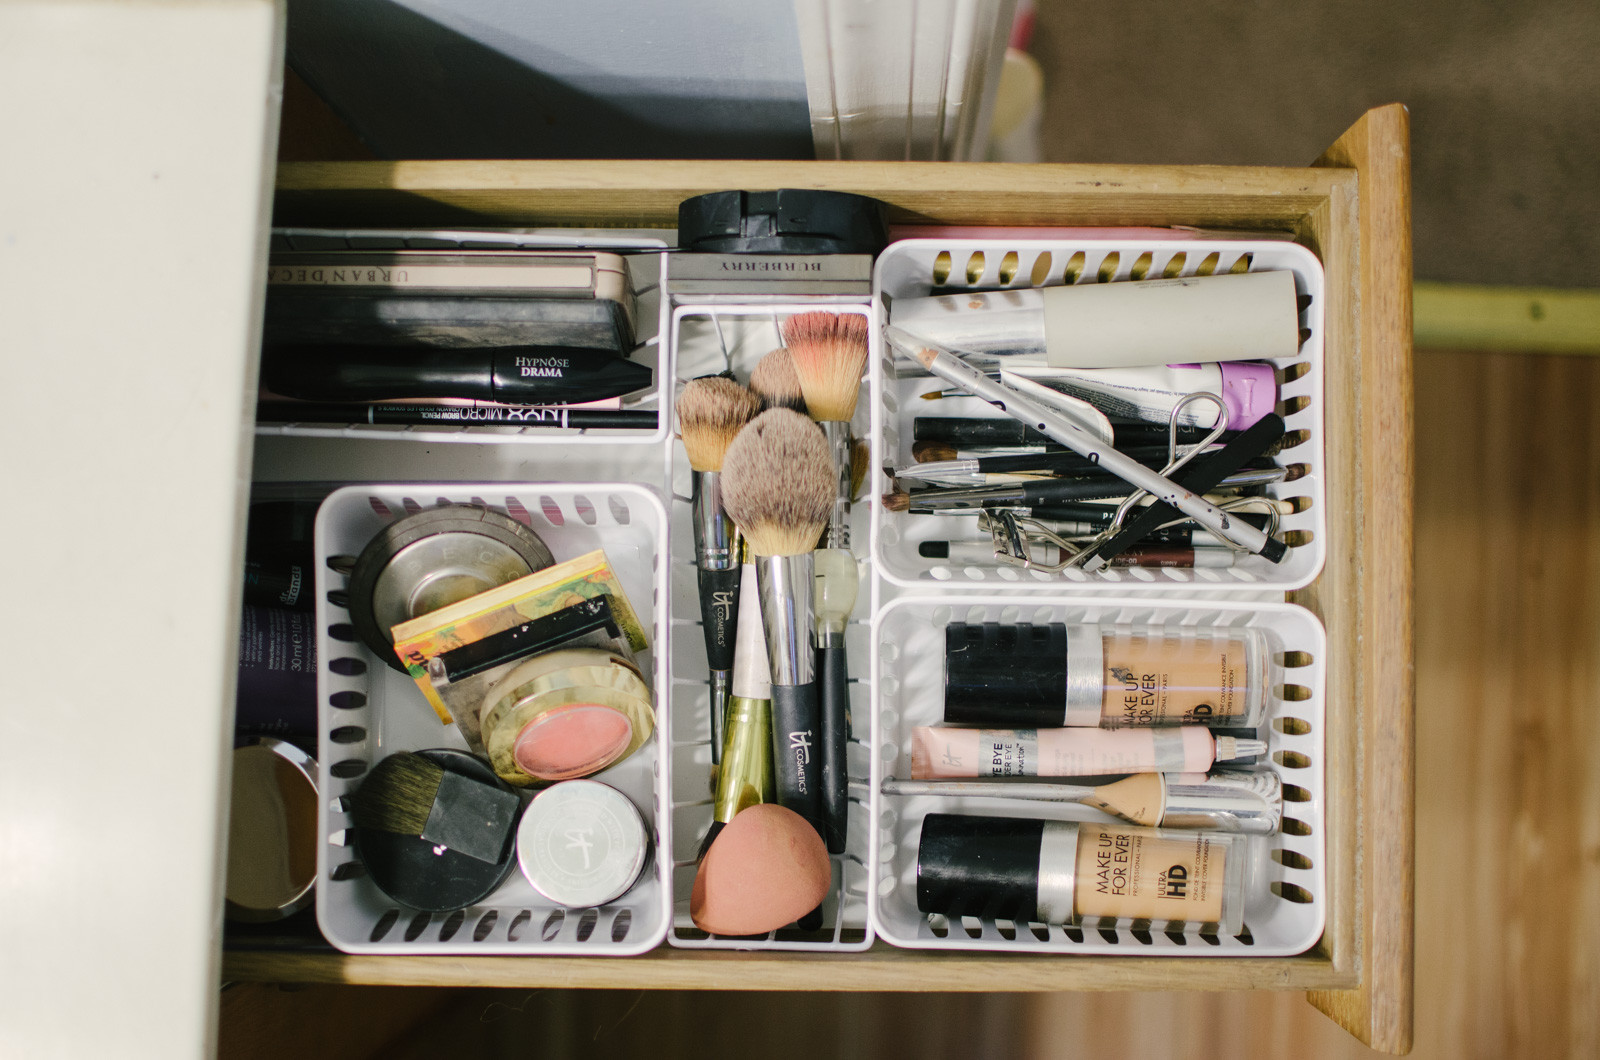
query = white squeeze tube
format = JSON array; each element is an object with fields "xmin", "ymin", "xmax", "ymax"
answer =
[
  {"xmin": 888, "ymin": 270, "xmax": 1301, "ymax": 370},
  {"xmin": 908, "ymin": 726, "xmax": 1266, "ymax": 779}
]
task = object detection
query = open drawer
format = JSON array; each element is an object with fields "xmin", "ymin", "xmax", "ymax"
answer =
[{"xmin": 226, "ymin": 105, "xmax": 1414, "ymax": 1053}]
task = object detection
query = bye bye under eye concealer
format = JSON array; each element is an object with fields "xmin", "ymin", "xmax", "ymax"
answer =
[
  {"xmin": 916, "ymin": 814, "xmax": 1249, "ymax": 934},
  {"xmin": 944, "ymin": 622, "xmax": 1269, "ymax": 729}
]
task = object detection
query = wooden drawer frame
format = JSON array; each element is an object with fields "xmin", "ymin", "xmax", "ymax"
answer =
[{"xmin": 227, "ymin": 105, "xmax": 1414, "ymax": 1053}]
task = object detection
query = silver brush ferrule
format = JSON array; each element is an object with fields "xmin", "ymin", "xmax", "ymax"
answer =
[
  {"xmin": 820, "ymin": 420, "xmax": 853, "ymax": 550},
  {"xmin": 1160, "ymin": 770, "xmax": 1283, "ymax": 835},
  {"xmin": 756, "ymin": 552, "xmax": 816, "ymax": 687},
  {"xmin": 691, "ymin": 470, "xmax": 738, "ymax": 571}
]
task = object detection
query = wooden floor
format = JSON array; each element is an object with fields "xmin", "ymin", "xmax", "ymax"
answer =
[{"xmin": 220, "ymin": 349, "xmax": 1600, "ymax": 1058}]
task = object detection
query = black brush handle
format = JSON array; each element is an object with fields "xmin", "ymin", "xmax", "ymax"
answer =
[
  {"xmin": 698, "ymin": 565, "xmax": 740, "ymax": 764},
  {"xmin": 818, "ymin": 638, "xmax": 851, "ymax": 855},
  {"xmin": 769, "ymin": 682, "xmax": 823, "ymax": 839},
  {"xmin": 697, "ymin": 566, "xmax": 740, "ymax": 673},
  {"xmin": 1084, "ymin": 413, "xmax": 1289, "ymax": 566}
]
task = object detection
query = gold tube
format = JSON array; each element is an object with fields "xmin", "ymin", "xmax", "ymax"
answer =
[{"xmin": 714, "ymin": 695, "xmax": 774, "ymax": 823}]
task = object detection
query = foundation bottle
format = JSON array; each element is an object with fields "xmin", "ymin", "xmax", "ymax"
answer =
[
  {"xmin": 916, "ymin": 813, "xmax": 1250, "ymax": 935},
  {"xmin": 944, "ymin": 622, "xmax": 1268, "ymax": 729}
]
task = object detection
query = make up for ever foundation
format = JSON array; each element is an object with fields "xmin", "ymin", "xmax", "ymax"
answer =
[
  {"xmin": 945, "ymin": 622, "xmax": 1268, "ymax": 729},
  {"xmin": 916, "ymin": 815, "xmax": 1249, "ymax": 934}
]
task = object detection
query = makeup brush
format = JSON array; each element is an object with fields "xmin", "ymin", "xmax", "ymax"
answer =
[
  {"xmin": 783, "ymin": 310, "xmax": 870, "ymax": 855},
  {"xmin": 348, "ymin": 751, "xmax": 522, "ymax": 864},
  {"xmin": 784, "ymin": 311, "xmax": 870, "ymax": 549},
  {"xmin": 749, "ymin": 347, "xmax": 807, "ymax": 413},
  {"xmin": 879, "ymin": 771, "xmax": 1283, "ymax": 834},
  {"xmin": 678, "ymin": 375, "xmax": 763, "ymax": 765},
  {"xmin": 721, "ymin": 408, "xmax": 835, "ymax": 837},
  {"xmin": 699, "ymin": 553, "xmax": 775, "ymax": 861}
]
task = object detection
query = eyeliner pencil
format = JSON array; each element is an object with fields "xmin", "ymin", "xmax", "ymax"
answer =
[{"xmin": 257, "ymin": 401, "xmax": 658, "ymax": 429}]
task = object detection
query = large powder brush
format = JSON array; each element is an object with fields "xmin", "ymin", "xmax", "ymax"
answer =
[
  {"xmin": 677, "ymin": 375, "xmax": 763, "ymax": 766},
  {"xmin": 721, "ymin": 408, "xmax": 834, "ymax": 836}
]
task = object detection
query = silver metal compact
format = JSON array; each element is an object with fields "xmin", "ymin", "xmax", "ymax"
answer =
[{"xmin": 515, "ymin": 779, "xmax": 649, "ymax": 908}]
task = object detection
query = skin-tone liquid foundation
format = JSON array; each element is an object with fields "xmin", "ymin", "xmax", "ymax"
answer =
[
  {"xmin": 944, "ymin": 622, "xmax": 1269, "ymax": 729},
  {"xmin": 916, "ymin": 814, "xmax": 1249, "ymax": 934}
]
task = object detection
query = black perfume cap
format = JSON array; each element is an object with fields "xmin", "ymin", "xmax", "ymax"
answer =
[
  {"xmin": 677, "ymin": 189, "xmax": 889, "ymax": 255},
  {"xmin": 916, "ymin": 813, "xmax": 1052, "ymax": 922},
  {"xmin": 945, "ymin": 622, "xmax": 1101, "ymax": 727}
]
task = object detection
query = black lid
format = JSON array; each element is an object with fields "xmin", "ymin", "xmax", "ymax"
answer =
[
  {"xmin": 916, "ymin": 813, "xmax": 1045, "ymax": 922},
  {"xmin": 351, "ymin": 748, "xmax": 519, "ymax": 913},
  {"xmin": 944, "ymin": 622, "xmax": 1072, "ymax": 727},
  {"xmin": 677, "ymin": 189, "xmax": 889, "ymax": 255}
]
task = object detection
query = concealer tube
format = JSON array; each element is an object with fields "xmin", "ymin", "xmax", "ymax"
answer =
[
  {"xmin": 916, "ymin": 814, "xmax": 1248, "ymax": 935},
  {"xmin": 909, "ymin": 726, "xmax": 1266, "ymax": 779},
  {"xmin": 945, "ymin": 622, "xmax": 1268, "ymax": 729}
]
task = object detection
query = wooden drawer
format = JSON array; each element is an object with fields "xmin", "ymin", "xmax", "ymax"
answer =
[{"xmin": 227, "ymin": 105, "xmax": 1414, "ymax": 1053}]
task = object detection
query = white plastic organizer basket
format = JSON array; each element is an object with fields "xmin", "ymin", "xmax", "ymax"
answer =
[
  {"xmin": 869, "ymin": 594, "xmax": 1327, "ymax": 956},
  {"xmin": 664, "ymin": 303, "xmax": 875, "ymax": 951},
  {"xmin": 313, "ymin": 482, "xmax": 672, "ymax": 956},
  {"xmin": 869, "ymin": 237, "xmax": 1327, "ymax": 593}
]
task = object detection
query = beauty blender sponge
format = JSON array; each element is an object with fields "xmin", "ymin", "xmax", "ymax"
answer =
[{"xmin": 690, "ymin": 804, "xmax": 831, "ymax": 935}]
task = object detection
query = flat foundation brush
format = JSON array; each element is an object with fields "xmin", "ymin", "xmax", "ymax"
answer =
[
  {"xmin": 349, "ymin": 751, "xmax": 521, "ymax": 863},
  {"xmin": 678, "ymin": 375, "xmax": 763, "ymax": 764},
  {"xmin": 721, "ymin": 408, "xmax": 836, "ymax": 839}
]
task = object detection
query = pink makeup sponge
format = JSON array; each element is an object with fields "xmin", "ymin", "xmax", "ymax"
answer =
[{"xmin": 690, "ymin": 804, "xmax": 831, "ymax": 936}]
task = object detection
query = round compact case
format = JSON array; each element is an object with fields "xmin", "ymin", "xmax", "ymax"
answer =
[
  {"xmin": 478, "ymin": 648, "xmax": 655, "ymax": 786},
  {"xmin": 515, "ymin": 779, "xmax": 651, "ymax": 908},
  {"xmin": 345, "ymin": 504, "xmax": 555, "ymax": 671},
  {"xmin": 349, "ymin": 748, "xmax": 520, "ymax": 913}
]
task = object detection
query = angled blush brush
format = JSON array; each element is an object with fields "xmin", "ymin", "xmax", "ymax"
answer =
[
  {"xmin": 721, "ymin": 408, "xmax": 835, "ymax": 838},
  {"xmin": 781, "ymin": 310, "xmax": 870, "ymax": 854},
  {"xmin": 783, "ymin": 311, "xmax": 870, "ymax": 549},
  {"xmin": 678, "ymin": 375, "xmax": 763, "ymax": 764}
]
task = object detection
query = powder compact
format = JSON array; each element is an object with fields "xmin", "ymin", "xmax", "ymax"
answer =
[{"xmin": 515, "ymin": 780, "xmax": 650, "ymax": 908}]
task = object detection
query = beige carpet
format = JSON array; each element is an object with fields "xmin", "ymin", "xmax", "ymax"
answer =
[{"xmin": 1030, "ymin": 1, "xmax": 1600, "ymax": 289}]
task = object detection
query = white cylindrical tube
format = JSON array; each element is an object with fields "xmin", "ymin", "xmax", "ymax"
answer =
[{"xmin": 889, "ymin": 270, "xmax": 1301, "ymax": 370}]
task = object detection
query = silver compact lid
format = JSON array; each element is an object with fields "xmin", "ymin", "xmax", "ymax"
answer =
[{"xmin": 516, "ymin": 780, "xmax": 649, "ymax": 908}]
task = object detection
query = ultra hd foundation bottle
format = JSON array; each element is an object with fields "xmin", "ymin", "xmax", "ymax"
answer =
[
  {"xmin": 944, "ymin": 622, "xmax": 1269, "ymax": 729},
  {"xmin": 916, "ymin": 814, "xmax": 1250, "ymax": 934}
]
